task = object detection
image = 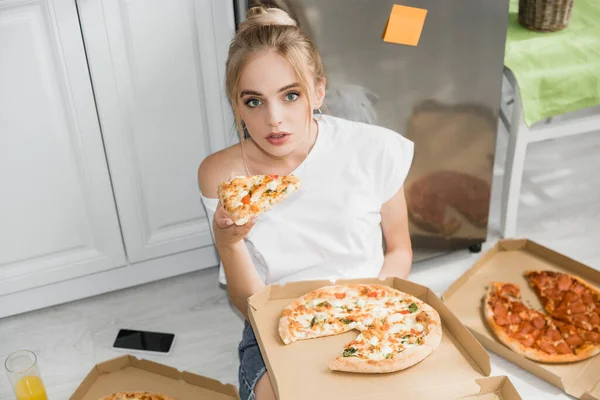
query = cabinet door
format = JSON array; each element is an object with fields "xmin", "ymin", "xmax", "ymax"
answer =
[
  {"xmin": 77, "ymin": 0, "xmax": 236, "ymax": 263},
  {"xmin": 0, "ymin": 0, "xmax": 126, "ymax": 295}
]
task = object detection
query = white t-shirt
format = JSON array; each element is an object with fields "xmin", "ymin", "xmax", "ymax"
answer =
[{"xmin": 201, "ymin": 115, "xmax": 414, "ymax": 286}]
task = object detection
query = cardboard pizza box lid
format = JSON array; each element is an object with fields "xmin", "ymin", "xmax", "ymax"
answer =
[
  {"xmin": 442, "ymin": 239, "xmax": 600, "ymax": 400},
  {"xmin": 248, "ymin": 277, "xmax": 494, "ymax": 400},
  {"xmin": 69, "ymin": 355, "xmax": 240, "ymax": 400}
]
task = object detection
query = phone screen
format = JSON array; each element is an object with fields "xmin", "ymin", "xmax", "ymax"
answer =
[{"xmin": 113, "ymin": 329, "xmax": 175, "ymax": 353}]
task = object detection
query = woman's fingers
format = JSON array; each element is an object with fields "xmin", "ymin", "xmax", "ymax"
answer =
[{"xmin": 214, "ymin": 203, "xmax": 234, "ymax": 228}]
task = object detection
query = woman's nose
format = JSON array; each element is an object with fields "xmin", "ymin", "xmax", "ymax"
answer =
[{"xmin": 267, "ymin": 104, "xmax": 283, "ymax": 127}]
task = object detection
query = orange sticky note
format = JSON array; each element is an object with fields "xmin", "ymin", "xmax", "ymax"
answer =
[{"xmin": 382, "ymin": 4, "xmax": 428, "ymax": 46}]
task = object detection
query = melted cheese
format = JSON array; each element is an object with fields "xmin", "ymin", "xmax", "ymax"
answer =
[
  {"xmin": 295, "ymin": 314, "xmax": 315, "ymax": 328},
  {"xmin": 388, "ymin": 313, "xmax": 405, "ymax": 324}
]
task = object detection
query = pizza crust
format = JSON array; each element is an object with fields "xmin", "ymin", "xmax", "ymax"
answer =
[{"xmin": 329, "ymin": 345, "xmax": 434, "ymax": 373}]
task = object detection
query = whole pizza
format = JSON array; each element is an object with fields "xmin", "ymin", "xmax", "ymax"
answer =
[
  {"xmin": 484, "ymin": 270, "xmax": 600, "ymax": 363},
  {"xmin": 98, "ymin": 392, "xmax": 175, "ymax": 400},
  {"xmin": 279, "ymin": 284, "xmax": 443, "ymax": 373}
]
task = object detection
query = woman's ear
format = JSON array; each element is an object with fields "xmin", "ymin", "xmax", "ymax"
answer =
[{"xmin": 313, "ymin": 78, "xmax": 327, "ymax": 108}]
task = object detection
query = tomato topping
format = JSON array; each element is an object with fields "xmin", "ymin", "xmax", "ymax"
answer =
[
  {"xmin": 334, "ymin": 293, "xmax": 346, "ymax": 299},
  {"xmin": 241, "ymin": 195, "xmax": 251, "ymax": 204}
]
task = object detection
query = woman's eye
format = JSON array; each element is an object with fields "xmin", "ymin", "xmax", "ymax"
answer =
[
  {"xmin": 246, "ymin": 98, "xmax": 261, "ymax": 108},
  {"xmin": 285, "ymin": 92, "xmax": 300, "ymax": 101}
]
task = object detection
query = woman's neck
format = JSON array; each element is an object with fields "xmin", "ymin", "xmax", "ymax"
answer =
[{"xmin": 245, "ymin": 119, "xmax": 319, "ymax": 175}]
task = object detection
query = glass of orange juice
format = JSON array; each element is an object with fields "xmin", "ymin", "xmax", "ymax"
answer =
[{"xmin": 4, "ymin": 350, "xmax": 48, "ymax": 400}]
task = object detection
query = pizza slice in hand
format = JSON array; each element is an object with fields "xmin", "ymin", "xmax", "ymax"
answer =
[{"xmin": 217, "ymin": 174, "xmax": 300, "ymax": 225}]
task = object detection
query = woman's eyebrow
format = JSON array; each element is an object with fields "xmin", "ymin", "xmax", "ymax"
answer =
[{"xmin": 240, "ymin": 82, "xmax": 300, "ymax": 97}]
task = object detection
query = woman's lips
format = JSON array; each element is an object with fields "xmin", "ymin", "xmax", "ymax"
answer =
[{"xmin": 266, "ymin": 132, "xmax": 291, "ymax": 146}]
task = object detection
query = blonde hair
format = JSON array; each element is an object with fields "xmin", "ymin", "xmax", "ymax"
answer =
[{"xmin": 225, "ymin": 6, "xmax": 326, "ymax": 142}]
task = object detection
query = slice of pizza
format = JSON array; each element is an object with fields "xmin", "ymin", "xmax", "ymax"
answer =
[
  {"xmin": 483, "ymin": 282, "xmax": 600, "ymax": 363},
  {"xmin": 98, "ymin": 392, "xmax": 175, "ymax": 400},
  {"xmin": 217, "ymin": 174, "xmax": 300, "ymax": 225},
  {"xmin": 525, "ymin": 270, "xmax": 600, "ymax": 333},
  {"xmin": 329, "ymin": 305, "xmax": 442, "ymax": 373}
]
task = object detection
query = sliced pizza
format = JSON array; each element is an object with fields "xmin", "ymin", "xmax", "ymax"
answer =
[
  {"xmin": 217, "ymin": 174, "xmax": 300, "ymax": 225},
  {"xmin": 278, "ymin": 284, "xmax": 442, "ymax": 373},
  {"xmin": 525, "ymin": 270, "xmax": 600, "ymax": 333},
  {"xmin": 483, "ymin": 282, "xmax": 600, "ymax": 363}
]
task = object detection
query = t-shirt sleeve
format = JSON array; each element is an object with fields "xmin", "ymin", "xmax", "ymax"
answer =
[
  {"xmin": 200, "ymin": 195, "xmax": 227, "ymax": 285},
  {"xmin": 377, "ymin": 130, "xmax": 414, "ymax": 204}
]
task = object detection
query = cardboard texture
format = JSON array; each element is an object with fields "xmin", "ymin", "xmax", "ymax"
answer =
[
  {"xmin": 442, "ymin": 239, "xmax": 600, "ymax": 400},
  {"xmin": 582, "ymin": 380, "xmax": 600, "ymax": 400},
  {"xmin": 458, "ymin": 376, "xmax": 522, "ymax": 399},
  {"xmin": 70, "ymin": 355, "xmax": 240, "ymax": 400},
  {"xmin": 248, "ymin": 277, "xmax": 502, "ymax": 400}
]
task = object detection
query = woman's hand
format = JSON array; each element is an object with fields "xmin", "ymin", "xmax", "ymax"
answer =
[{"xmin": 213, "ymin": 202, "xmax": 257, "ymax": 249}]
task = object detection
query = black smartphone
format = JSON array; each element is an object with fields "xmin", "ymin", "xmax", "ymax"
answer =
[{"xmin": 112, "ymin": 329, "xmax": 176, "ymax": 355}]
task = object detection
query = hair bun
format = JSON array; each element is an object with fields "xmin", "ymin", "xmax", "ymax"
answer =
[{"xmin": 243, "ymin": 6, "xmax": 297, "ymax": 29}]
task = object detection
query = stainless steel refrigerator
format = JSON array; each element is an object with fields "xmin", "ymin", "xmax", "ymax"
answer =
[{"xmin": 234, "ymin": 0, "xmax": 509, "ymax": 260}]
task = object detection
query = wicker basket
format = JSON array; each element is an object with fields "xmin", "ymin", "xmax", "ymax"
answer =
[{"xmin": 518, "ymin": 0, "xmax": 574, "ymax": 32}]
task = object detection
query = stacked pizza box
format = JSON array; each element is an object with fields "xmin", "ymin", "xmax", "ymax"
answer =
[{"xmin": 442, "ymin": 239, "xmax": 600, "ymax": 400}]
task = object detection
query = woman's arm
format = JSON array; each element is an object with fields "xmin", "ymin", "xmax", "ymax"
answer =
[
  {"xmin": 198, "ymin": 154, "xmax": 264, "ymax": 320},
  {"xmin": 213, "ymin": 206, "xmax": 265, "ymax": 319},
  {"xmin": 379, "ymin": 185, "xmax": 413, "ymax": 279}
]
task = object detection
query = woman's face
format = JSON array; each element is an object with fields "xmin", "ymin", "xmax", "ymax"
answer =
[{"xmin": 238, "ymin": 50, "xmax": 324, "ymax": 158}]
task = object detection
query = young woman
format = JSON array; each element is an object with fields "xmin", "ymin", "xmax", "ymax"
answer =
[{"xmin": 198, "ymin": 7, "xmax": 414, "ymax": 400}]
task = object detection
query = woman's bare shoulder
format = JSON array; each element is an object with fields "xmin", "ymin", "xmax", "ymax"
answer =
[{"xmin": 197, "ymin": 144, "xmax": 242, "ymax": 198}]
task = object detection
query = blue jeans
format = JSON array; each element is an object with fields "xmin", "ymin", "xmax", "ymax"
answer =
[{"xmin": 238, "ymin": 320, "xmax": 267, "ymax": 400}]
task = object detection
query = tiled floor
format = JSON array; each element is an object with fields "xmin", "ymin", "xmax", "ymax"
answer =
[{"xmin": 1, "ymin": 118, "xmax": 599, "ymax": 399}]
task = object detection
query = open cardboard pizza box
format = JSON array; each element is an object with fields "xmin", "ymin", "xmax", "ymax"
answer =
[
  {"xmin": 70, "ymin": 355, "xmax": 240, "ymax": 400},
  {"xmin": 248, "ymin": 277, "xmax": 523, "ymax": 400},
  {"xmin": 442, "ymin": 239, "xmax": 600, "ymax": 400}
]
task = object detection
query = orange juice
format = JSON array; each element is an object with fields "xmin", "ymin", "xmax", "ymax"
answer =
[{"xmin": 14, "ymin": 375, "xmax": 48, "ymax": 400}]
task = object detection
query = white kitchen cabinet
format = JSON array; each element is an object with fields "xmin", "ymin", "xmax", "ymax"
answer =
[
  {"xmin": 0, "ymin": 0, "xmax": 127, "ymax": 295},
  {"xmin": 77, "ymin": 0, "xmax": 236, "ymax": 262},
  {"xmin": 0, "ymin": 0, "xmax": 235, "ymax": 318}
]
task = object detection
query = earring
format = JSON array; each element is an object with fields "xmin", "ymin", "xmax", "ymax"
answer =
[
  {"xmin": 314, "ymin": 108, "xmax": 323, "ymax": 120},
  {"xmin": 241, "ymin": 121, "xmax": 250, "ymax": 139}
]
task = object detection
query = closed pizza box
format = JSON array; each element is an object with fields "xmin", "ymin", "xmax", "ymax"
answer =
[
  {"xmin": 248, "ymin": 276, "xmax": 510, "ymax": 400},
  {"xmin": 459, "ymin": 376, "xmax": 522, "ymax": 399},
  {"xmin": 69, "ymin": 355, "xmax": 240, "ymax": 400},
  {"xmin": 442, "ymin": 239, "xmax": 600, "ymax": 400}
]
